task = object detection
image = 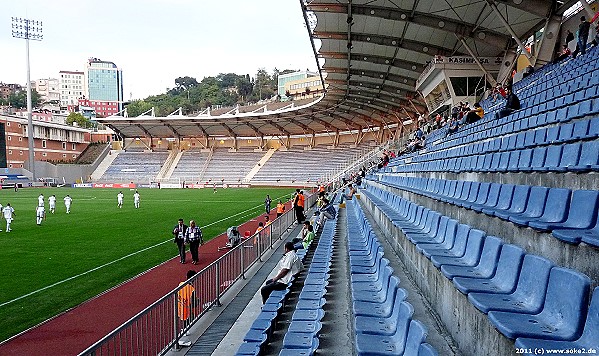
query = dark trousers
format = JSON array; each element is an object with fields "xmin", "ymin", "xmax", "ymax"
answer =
[
  {"xmin": 261, "ymin": 279, "xmax": 287, "ymax": 304},
  {"xmin": 294, "ymin": 206, "xmax": 305, "ymax": 224},
  {"xmin": 265, "ymin": 204, "xmax": 271, "ymax": 214},
  {"xmin": 189, "ymin": 240, "xmax": 200, "ymax": 263},
  {"xmin": 277, "ymin": 212, "xmax": 283, "ymax": 218},
  {"xmin": 496, "ymin": 108, "xmax": 514, "ymax": 120},
  {"xmin": 465, "ymin": 112, "xmax": 480, "ymax": 124},
  {"xmin": 176, "ymin": 240, "xmax": 186, "ymax": 263},
  {"xmin": 573, "ymin": 35, "xmax": 589, "ymax": 57}
]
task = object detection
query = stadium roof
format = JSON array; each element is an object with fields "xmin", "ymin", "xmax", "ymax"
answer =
[{"xmin": 99, "ymin": 0, "xmax": 566, "ymax": 140}]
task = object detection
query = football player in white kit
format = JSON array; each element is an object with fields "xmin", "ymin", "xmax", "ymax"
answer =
[
  {"xmin": 3, "ymin": 203, "xmax": 15, "ymax": 232},
  {"xmin": 49, "ymin": 195, "xmax": 57, "ymax": 214},
  {"xmin": 36, "ymin": 205, "xmax": 46, "ymax": 225},
  {"xmin": 117, "ymin": 191, "xmax": 124, "ymax": 208},
  {"xmin": 133, "ymin": 190, "xmax": 140, "ymax": 209},
  {"xmin": 38, "ymin": 194, "xmax": 44, "ymax": 207},
  {"xmin": 64, "ymin": 195, "xmax": 72, "ymax": 214}
]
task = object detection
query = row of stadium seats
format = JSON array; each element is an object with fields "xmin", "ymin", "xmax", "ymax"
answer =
[
  {"xmin": 235, "ymin": 210, "xmax": 338, "ymax": 355},
  {"xmin": 101, "ymin": 152, "xmax": 169, "ymax": 180},
  {"xmin": 372, "ymin": 175, "xmax": 599, "ymax": 246},
  {"xmin": 346, "ymin": 199, "xmax": 438, "ymax": 356},
  {"xmin": 359, "ymin": 185, "xmax": 598, "ymax": 351}
]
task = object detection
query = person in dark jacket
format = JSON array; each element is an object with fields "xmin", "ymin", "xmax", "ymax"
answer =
[
  {"xmin": 496, "ymin": 87, "xmax": 521, "ymax": 119},
  {"xmin": 173, "ymin": 218, "xmax": 189, "ymax": 264},
  {"xmin": 572, "ymin": 16, "xmax": 591, "ymax": 58}
]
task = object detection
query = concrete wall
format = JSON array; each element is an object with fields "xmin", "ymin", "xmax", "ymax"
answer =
[{"xmin": 32, "ymin": 143, "xmax": 111, "ymax": 183}]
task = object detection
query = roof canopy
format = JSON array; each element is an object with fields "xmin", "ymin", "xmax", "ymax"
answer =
[{"xmin": 99, "ymin": 0, "xmax": 562, "ymax": 139}]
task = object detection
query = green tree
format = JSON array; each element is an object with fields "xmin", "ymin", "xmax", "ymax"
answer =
[
  {"xmin": 7, "ymin": 89, "xmax": 41, "ymax": 109},
  {"xmin": 174, "ymin": 76, "xmax": 199, "ymax": 92},
  {"xmin": 126, "ymin": 100, "xmax": 153, "ymax": 117},
  {"xmin": 66, "ymin": 112, "xmax": 93, "ymax": 128}
]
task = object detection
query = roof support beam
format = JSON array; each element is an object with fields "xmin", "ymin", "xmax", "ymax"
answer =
[
  {"xmin": 135, "ymin": 124, "xmax": 152, "ymax": 138},
  {"xmin": 269, "ymin": 121, "xmax": 291, "ymax": 137},
  {"xmin": 220, "ymin": 122, "xmax": 237, "ymax": 138},
  {"xmin": 457, "ymin": 37, "xmax": 497, "ymax": 86},
  {"xmin": 485, "ymin": 0, "xmax": 532, "ymax": 60},
  {"xmin": 163, "ymin": 122, "xmax": 181, "ymax": 139}
]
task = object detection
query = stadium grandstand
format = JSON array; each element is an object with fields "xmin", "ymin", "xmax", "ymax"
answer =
[{"xmin": 1, "ymin": 0, "xmax": 599, "ymax": 356}]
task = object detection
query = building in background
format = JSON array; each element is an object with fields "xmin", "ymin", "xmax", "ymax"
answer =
[
  {"xmin": 59, "ymin": 71, "xmax": 85, "ymax": 108},
  {"xmin": 31, "ymin": 78, "xmax": 60, "ymax": 104},
  {"xmin": 84, "ymin": 57, "xmax": 123, "ymax": 117},
  {"xmin": 284, "ymin": 76, "xmax": 324, "ymax": 101},
  {"xmin": 277, "ymin": 70, "xmax": 318, "ymax": 101},
  {"xmin": 0, "ymin": 83, "xmax": 23, "ymax": 101},
  {"xmin": 0, "ymin": 112, "xmax": 90, "ymax": 168}
]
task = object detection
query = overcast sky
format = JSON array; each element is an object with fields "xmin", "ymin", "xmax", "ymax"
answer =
[{"xmin": 0, "ymin": 0, "xmax": 318, "ymax": 100}]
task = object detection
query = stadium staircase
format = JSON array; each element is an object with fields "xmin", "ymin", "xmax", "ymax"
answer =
[
  {"xmin": 157, "ymin": 150, "xmax": 182, "ymax": 180},
  {"xmin": 243, "ymin": 148, "xmax": 277, "ymax": 183},
  {"xmin": 354, "ymin": 46, "xmax": 599, "ymax": 355},
  {"xmin": 90, "ymin": 150, "xmax": 119, "ymax": 181}
]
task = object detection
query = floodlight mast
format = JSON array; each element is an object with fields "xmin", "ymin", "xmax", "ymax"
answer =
[{"xmin": 11, "ymin": 17, "xmax": 43, "ymax": 181}]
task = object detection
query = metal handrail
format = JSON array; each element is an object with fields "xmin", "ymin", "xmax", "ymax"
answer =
[{"xmin": 79, "ymin": 191, "xmax": 318, "ymax": 356}]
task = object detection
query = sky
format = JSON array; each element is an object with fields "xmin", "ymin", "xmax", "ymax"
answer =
[{"xmin": 0, "ymin": 0, "xmax": 318, "ymax": 100}]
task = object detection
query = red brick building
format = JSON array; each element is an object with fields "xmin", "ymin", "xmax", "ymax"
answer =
[
  {"xmin": 0, "ymin": 113, "xmax": 91, "ymax": 169},
  {"xmin": 78, "ymin": 98, "xmax": 120, "ymax": 117}
]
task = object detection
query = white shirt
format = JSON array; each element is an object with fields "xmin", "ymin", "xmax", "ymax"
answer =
[
  {"xmin": 3, "ymin": 206, "xmax": 14, "ymax": 219},
  {"xmin": 134, "ymin": 193, "xmax": 140, "ymax": 201},
  {"xmin": 276, "ymin": 250, "xmax": 299, "ymax": 285},
  {"xmin": 38, "ymin": 195, "xmax": 44, "ymax": 206},
  {"xmin": 64, "ymin": 196, "xmax": 72, "ymax": 205},
  {"xmin": 117, "ymin": 193, "xmax": 124, "ymax": 202},
  {"xmin": 49, "ymin": 196, "xmax": 56, "ymax": 206}
]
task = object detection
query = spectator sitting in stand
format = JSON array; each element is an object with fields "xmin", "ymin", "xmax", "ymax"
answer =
[
  {"xmin": 496, "ymin": 86, "xmax": 521, "ymax": 119},
  {"xmin": 464, "ymin": 102, "xmax": 484, "ymax": 124},
  {"xmin": 447, "ymin": 117, "xmax": 459, "ymax": 136},
  {"xmin": 553, "ymin": 44, "xmax": 572, "ymax": 63}
]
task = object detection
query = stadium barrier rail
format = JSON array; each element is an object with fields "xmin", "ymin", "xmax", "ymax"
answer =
[{"xmin": 78, "ymin": 191, "xmax": 318, "ymax": 356}]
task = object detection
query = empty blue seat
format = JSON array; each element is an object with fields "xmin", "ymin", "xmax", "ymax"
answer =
[
  {"xmin": 524, "ymin": 188, "xmax": 571, "ymax": 229},
  {"xmin": 470, "ymin": 183, "xmax": 501, "ymax": 212},
  {"xmin": 529, "ymin": 147, "xmax": 547, "ymax": 171},
  {"xmin": 514, "ymin": 287, "xmax": 599, "ymax": 353},
  {"xmin": 440, "ymin": 236, "xmax": 502, "ymax": 280},
  {"xmin": 430, "ymin": 229, "xmax": 486, "ymax": 268},
  {"xmin": 453, "ymin": 244, "xmax": 525, "ymax": 294},
  {"xmin": 529, "ymin": 190, "xmax": 599, "ymax": 234},
  {"xmin": 468, "ymin": 254, "xmax": 553, "ymax": 314},
  {"xmin": 418, "ymin": 343, "xmax": 439, "ymax": 356},
  {"xmin": 493, "ymin": 185, "xmax": 531, "ymax": 220},
  {"xmin": 353, "ymin": 284, "xmax": 408, "ymax": 318},
  {"xmin": 235, "ymin": 341, "xmax": 261, "ymax": 356},
  {"xmin": 402, "ymin": 320, "xmax": 429, "ymax": 356},
  {"xmin": 488, "ymin": 267, "xmax": 591, "ymax": 340},
  {"xmin": 355, "ymin": 305, "xmax": 412, "ymax": 355},
  {"xmin": 555, "ymin": 142, "xmax": 582, "ymax": 171},
  {"xmin": 417, "ymin": 220, "xmax": 459, "ymax": 258},
  {"xmin": 535, "ymin": 145, "xmax": 563, "ymax": 171},
  {"xmin": 568, "ymin": 140, "xmax": 599, "ymax": 172},
  {"xmin": 282, "ymin": 332, "xmax": 319, "ymax": 352},
  {"xmin": 355, "ymin": 300, "xmax": 413, "ymax": 336},
  {"xmin": 481, "ymin": 184, "xmax": 515, "ymax": 216},
  {"xmin": 508, "ymin": 186, "xmax": 549, "ymax": 226}
]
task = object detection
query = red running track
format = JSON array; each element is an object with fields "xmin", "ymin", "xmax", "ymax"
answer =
[{"xmin": 0, "ymin": 203, "xmax": 294, "ymax": 356}]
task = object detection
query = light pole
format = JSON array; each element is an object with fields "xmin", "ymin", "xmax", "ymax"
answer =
[{"xmin": 11, "ymin": 17, "xmax": 43, "ymax": 181}]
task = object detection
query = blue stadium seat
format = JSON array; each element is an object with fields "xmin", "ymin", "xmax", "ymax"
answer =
[
  {"xmin": 523, "ymin": 188, "xmax": 571, "ymax": 229},
  {"xmin": 536, "ymin": 145, "xmax": 563, "ymax": 171},
  {"xmin": 440, "ymin": 236, "xmax": 502, "ymax": 280},
  {"xmin": 556, "ymin": 142, "xmax": 582, "ymax": 171},
  {"xmin": 514, "ymin": 287, "xmax": 599, "ymax": 353},
  {"xmin": 470, "ymin": 183, "xmax": 501, "ymax": 212},
  {"xmin": 481, "ymin": 184, "xmax": 515, "ymax": 216},
  {"xmin": 355, "ymin": 306, "xmax": 412, "ymax": 355},
  {"xmin": 417, "ymin": 220, "xmax": 459, "ymax": 258},
  {"xmin": 418, "ymin": 343, "xmax": 439, "ymax": 356},
  {"xmin": 529, "ymin": 147, "xmax": 547, "ymax": 171},
  {"xmin": 493, "ymin": 185, "xmax": 531, "ymax": 220},
  {"xmin": 508, "ymin": 186, "xmax": 549, "ymax": 226},
  {"xmin": 488, "ymin": 267, "xmax": 591, "ymax": 340},
  {"xmin": 568, "ymin": 140, "xmax": 599, "ymax": 172},
  {"xmin": 453, "ymin": 244, "xmax": 525, "ymax": 294},
  {"xmin": 460, "ymin": 183, "xmax": 491, "ymax": 209},
  {"xmin": 354, "ymin": 300, "xmax": 413, "ymax": 336},
  {"xmin": 430, "ymin": 229, "xmax": 486, "ymax": 268},
  {"xmin": 467, "ymin": 254, "xmax": 554, "ymax": 314},
  {"xmin": 353, "ymin": 283, "xmax": 408, "ymax": 318},
  {"xmin": 529, "ymin": 190, "xmax": 599, "ymax": 235},
  {"xmin": 235, "ymin": 341, "xmax": 261, "ymax": 356},
  {"xmin": 408, "ymin": 216, "xmax": 450, "ymax": 244},
  {"xmin": 402, "ymin": 320, "xmax": 429, "ymax": 356}
]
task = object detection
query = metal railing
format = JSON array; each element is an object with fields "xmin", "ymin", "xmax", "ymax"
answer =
[{"xmin": 79, "ymin": 192, "xmax": 317, "ymax": 356}]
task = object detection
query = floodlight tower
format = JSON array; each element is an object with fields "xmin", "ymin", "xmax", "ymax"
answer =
[{"xmin": 11, "ymin": 17, "xmax": 43, "ymax": 181}]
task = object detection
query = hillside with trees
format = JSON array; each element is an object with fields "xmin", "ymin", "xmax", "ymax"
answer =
[{"xmin": 126, "ymin": 68, "xmax": 297, "ymax": 117}]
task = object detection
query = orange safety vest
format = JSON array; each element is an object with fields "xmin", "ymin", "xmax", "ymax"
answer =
[
  {"xmin": 319, "ymin": 185, "xmax": 325, "ymax": 192},
  {"xmin": 297, "ymin": 194, "xmax": 305, "ymax": 208},
  {"xmin": 276, "ymin": 203, "xmax": 285, "ymax": 214},
  {"xmin": 177, "ymin": 282, "xmax": 195, "ymax": 320}
]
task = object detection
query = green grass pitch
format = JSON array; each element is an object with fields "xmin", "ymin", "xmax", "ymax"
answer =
[{"xmin": 0, "ymin": 186, "xmax": 293, "ymax": 342}]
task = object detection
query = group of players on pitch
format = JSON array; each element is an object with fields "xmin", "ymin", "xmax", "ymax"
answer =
[{"xmin": 34, "ymin": 194, "xmax": 74, "ymax": 226}]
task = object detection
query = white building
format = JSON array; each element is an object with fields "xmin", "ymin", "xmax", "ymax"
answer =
[
  {"xmin": 31, "ymin": 78, "xmax": 60, "ymax": 103},
  {"xmin": 59, "ymin": 70, "xmax": 85, "ymax": 107}
]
